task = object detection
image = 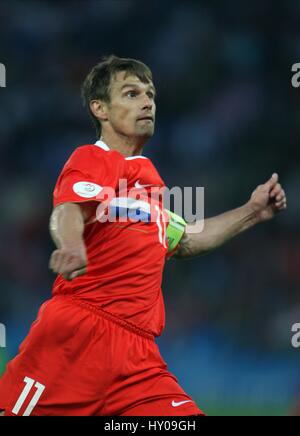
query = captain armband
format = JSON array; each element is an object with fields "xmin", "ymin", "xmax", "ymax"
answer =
[{"xmin": 165, "ymin": 209, "xmax": 186, "ymax": 254}]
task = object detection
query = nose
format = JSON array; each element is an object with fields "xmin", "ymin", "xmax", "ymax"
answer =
[
  {"xmin": 142, "ymin": 100, "xmax": 152, "ymax": 111},
  {"xmin": 142, "ymin": 94, "xmax": 154, "ymax": 111}
]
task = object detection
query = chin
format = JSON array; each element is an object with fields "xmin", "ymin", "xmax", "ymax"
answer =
[{"xmin": 137, "ymin": 126, "xmax": 154, "ymax": 139}]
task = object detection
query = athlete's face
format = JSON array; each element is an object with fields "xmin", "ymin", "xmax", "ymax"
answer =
[{"xmin": 105, "ymin": 71, "xmax": 156, "ymax": 140}]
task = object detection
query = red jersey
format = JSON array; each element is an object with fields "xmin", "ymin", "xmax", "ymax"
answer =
[
  {"xmin": 52, "ymin": 140, "xmax": 171, "ymax": 337},
  {"xmin": 0, "ymin": 140, "xmax": 205, "ymax": 417}
]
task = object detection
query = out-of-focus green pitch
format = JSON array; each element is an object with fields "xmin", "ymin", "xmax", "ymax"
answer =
[
  {"xmin": 201, "ymin": 401, "xmax": 291, "ymax": 416},
  {"xmin": 196, "ymin": 393, "xmax": 294, "ymax": 415},
  {"xmin": 0, "ymin": 351, "xmax": 6, "ymax": 375}
]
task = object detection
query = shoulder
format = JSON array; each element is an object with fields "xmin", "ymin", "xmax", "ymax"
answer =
[
  {"xmin": 68, "ymin": 143, "xmax": 117, "ymax": 160},
  {"xmin": 65, "ymin": 144, "xmax": 124, "ymax": 169}
]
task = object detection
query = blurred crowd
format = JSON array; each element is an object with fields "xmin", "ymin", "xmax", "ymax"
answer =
[{"xmin": 0, "ymin": 0, "xmax": 300, "ymax": 414}]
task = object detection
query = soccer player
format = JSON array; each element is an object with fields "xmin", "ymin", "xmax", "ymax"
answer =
[{"xmin": 0, "ymin": 56, "xmax": 287, "ymax": 416}]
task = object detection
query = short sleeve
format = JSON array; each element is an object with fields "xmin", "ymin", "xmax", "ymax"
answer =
[{"xmin": 53, "ymin": 145, "xmax": 125, "ymax": 207}]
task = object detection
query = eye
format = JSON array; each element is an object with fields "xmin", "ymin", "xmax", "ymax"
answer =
[
  {"xmin": 126, "ymin": 90, "xmax": 138, "ymax": 98},
  {"xmin": 147, "ymin": 92, "xmax": 155, "ymax": 100}
]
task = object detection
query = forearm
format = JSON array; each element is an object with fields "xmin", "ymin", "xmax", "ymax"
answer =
[
  {"xmin": 175, "ymin": 202, "xmax": 259, "ymax": 259},
  {"xmin": 49, "ymin": 203, "xmax": 85, "ymax": 249}
]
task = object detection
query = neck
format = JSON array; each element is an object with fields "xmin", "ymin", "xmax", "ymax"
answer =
[{"xmin": 100, "ymin": 131, "xmax": 146, "ymax": 158}]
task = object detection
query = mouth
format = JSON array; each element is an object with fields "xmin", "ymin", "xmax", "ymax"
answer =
[{"xmin": 137, "ymin": 116, "xmax": 154, "ymax": 122}]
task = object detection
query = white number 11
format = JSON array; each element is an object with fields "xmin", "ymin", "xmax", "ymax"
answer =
[{"xmin": 12, "ymin": 377, "xmax": 45, "ymax": 416}]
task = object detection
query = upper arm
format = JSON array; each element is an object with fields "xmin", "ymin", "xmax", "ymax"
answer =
[
  {"xmin": 77, "ymin": 201, "xmax": 99, "ymax": 223},
  {"xmin": 51, "ymin": 201, "xmax": 98, "ymax": 224}
]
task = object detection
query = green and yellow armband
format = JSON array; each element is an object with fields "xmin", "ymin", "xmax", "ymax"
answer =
[{"xmin": 165, "ymin": 209, "xmax": 186, "ymax": 254}]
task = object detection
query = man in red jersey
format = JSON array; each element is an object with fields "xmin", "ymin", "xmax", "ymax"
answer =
[{"xmin": 0, "ymin": 56, "xmax": 287, "ymax": 416}]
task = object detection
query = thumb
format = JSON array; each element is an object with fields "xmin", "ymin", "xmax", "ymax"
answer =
[
  {"xmin": 68, "ymin": 267, "xmax": 87, "ymax": 281},
  {"xmin": 264, "ymin": 173, "xmax": 278, "ymax": 191}
]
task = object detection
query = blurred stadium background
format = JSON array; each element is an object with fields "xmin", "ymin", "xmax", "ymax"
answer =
[{"xmin": 1, "ymin": 0, "xmax": 300, "ymax": 416}]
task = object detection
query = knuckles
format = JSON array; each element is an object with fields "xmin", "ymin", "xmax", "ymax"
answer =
[{"xmin": 49, "ymin": 248, "xmax": 86, "ymax": 274}]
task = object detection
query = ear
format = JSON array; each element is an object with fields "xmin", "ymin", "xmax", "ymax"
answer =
[{"xmin": 89, "ymin": 100, "xmax": 108, "ymax": 122}]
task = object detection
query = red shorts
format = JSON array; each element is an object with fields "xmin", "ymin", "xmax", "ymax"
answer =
[{"xmin": 0, "ymin": 296, "xmax": 204, "ymax": 416}]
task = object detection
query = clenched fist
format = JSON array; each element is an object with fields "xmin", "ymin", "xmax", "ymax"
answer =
[
  {"xmin": 248, "ymin": 173, "xmax": 287, "ymax": 223},
  {"xmin": 49, "ymin": 244, "xmax": 87, "ymax": 281}
]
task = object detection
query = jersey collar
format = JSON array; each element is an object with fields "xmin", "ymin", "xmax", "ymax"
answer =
[
  {"xmin": 94, "ymin": 140, "xmax": 110, "ymax": 151},
  {"xmin": 94, "ymin": 140, "xmax": 148, "ymax": 160}
]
